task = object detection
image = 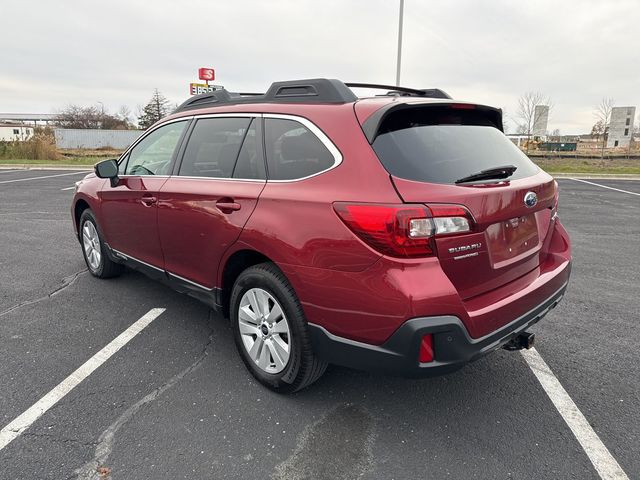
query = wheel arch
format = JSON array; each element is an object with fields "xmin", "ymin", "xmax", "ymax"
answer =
[
  {"xmin": 219, "ymin": 248, "xmax": 274, "ymax": 318},
  {"xmin": 73, "ymin": 198, "xmax": 91, "ymax": 238}
]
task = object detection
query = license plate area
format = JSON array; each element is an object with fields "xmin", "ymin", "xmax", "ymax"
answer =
[{"xmin": 485, "ymin": 213, "xmax": 539, "ymax": 267}]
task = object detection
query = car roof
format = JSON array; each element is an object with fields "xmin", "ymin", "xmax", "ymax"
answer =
[
  {"xmin": 159, "ymin": 79, "xmax": 501, "ymax": 139},
  {"xmin": 171, "ymin": 79, "xmax": 452, "ymax": 113}
]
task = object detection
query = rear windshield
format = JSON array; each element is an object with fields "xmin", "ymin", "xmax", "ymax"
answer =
[{"xmin": 371, "ymin": 106, "xmax": 539, "ymax": 184}]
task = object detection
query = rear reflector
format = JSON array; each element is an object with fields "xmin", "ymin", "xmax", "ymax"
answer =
[{"xmin": 419, "ymin": 334, "xmax": 434, "ymax": 362}]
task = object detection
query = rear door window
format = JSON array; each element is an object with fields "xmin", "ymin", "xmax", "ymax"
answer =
[
  {"xmin": 371, "ymin": 106, "xmax": 539, "ymax": 184},
  {"xmin": 179, "ymin": 117, "xmax": 252, "ymax": 178},
  {"xmin": 264, "ymin": 118, "xmax": 335, "ymax": 180},
  {"xmin": 232, "ymin": 119, "xmax": 265, "ymax": 180}
]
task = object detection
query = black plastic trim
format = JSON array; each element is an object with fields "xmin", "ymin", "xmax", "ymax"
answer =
[
  {"xmin": 308, "ymin": 278, "xmax": 569, "ymax": 377},
  {"xmin": 174, "ymin": 79, "xmax": 358, "ymax": 113},
  {"xmin": 105, "ymin": 243, "xmax": 223, "ymax": 309},
  {"xmin": 346, "ymin": 83, "xmax": 451, "ymax": 99}
]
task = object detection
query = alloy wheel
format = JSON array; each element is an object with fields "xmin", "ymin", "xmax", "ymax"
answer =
[
  {"xmin": 82, "ymin": 221, "xmax": 102, "ymax": 271},
  {"xmin": 238, "ymin": 288, "xmax": 291, "ymax": 374}
]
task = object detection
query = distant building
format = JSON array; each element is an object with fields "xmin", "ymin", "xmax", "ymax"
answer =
[
  {"xmin": 607, "ymin": 106, "xmax": 635, "ymax": 148},
  {"xmin": 0, "ymin": 113, "xmax": 57, "ymax": 126},
  {"xmin": 0, "ymin": 123, "xmax": 34, "ymax": 141},
  {"xmin": 533, "ymin": 105, "xmax": 549, "ymax": 136}
]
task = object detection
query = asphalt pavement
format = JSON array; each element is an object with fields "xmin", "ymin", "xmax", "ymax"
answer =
[{"xmin": 0, "ymin": 170, "xmax": 637, "ymax": 479}]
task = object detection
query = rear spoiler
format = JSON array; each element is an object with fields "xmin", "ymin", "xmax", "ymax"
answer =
[{"xmin": 360, "ymin": 102, "xmax": 504, "ymax": 143}]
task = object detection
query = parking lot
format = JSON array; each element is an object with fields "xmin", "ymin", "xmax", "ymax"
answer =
[{"xmin": 0, "ymin": 168, "xmax": 637, "ymax": 479}]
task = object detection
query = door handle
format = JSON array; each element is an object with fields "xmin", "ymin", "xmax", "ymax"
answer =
[
  {"xmin": 216, "ymin": 199, "xmax": 241, "ymax": 213},
  {"xmin": 141, "ymin": 195, "xmax": 157, "ymax": 207}
]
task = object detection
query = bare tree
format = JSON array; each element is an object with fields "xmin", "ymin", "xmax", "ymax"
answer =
[
  {"xmin": 116, "ymin": 105, "xmax": 133, "ymax": 127},
  {"xmin": 593, "ymin": 97, "xmax": 614, "ymax": 158},
  {"xmin": 516, "ymin": 91, "xmax": 551, "ymax": 152},
  {"xmin": 55, "ymin": 104, "xmax": 129, "ymax": 130},
  {"xmin": 55, "ymin": 105, "xmax": 102, "ymax": 129},
  {"xmin": 591, "ymin": 120, "xmax": 605, "ymax": 139}
]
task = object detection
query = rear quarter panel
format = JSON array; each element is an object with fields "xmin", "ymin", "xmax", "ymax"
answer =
[{"xmin": 223, "ymin": 104, "xmax": 400, "ymax": 276}]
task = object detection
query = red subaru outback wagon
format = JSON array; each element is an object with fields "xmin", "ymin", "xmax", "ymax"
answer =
[{"xmin": 72, "ymin": 79, "xmax": 571, "ymax": 392}]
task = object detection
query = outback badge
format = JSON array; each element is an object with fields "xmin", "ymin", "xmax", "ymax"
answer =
[{"xmin": 524, "ymin": 191, "xmax": 537, "ymax": 208}]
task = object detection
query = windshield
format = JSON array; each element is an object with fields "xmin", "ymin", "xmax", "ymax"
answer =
[{"xmin": 371, "ymin": 108, "xmax": 539, "ymax": 184}]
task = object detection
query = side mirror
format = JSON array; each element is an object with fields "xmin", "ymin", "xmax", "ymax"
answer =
[{"xmin": 95, "ymin": 159, "xmax": 119, "ymax": 187}]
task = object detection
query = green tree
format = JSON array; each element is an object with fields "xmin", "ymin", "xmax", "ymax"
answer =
[{"xmin": 138, "ymin": 89, "xmax": 171, "ymax": 129}]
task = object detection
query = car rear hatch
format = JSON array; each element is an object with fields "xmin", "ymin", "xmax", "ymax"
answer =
[{"xmin": 363, "ymin": 101, "xmax": 557, "ymax": 300}]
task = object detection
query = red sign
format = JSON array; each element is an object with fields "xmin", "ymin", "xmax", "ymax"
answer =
[{"xmin": 198, "ymin": 68, "xmax": 215, "ymax": 81}]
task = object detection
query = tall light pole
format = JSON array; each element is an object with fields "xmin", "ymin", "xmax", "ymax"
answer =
[{"xmin": 395, "ymin": 0, "xmax": 404, "ymax": 86}]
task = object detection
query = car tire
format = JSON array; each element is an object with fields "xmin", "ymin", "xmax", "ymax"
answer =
[
  {"xmin": 230, "ymin": 262, "xmax": 327, "ymax": 393},
  {"xmin": 79, "ymin": 209, "xmax": 123, "ymax": 279}
]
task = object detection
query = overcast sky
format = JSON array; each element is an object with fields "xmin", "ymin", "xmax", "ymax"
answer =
[{"xmin": 2, "ymin": 0, "xmax": 638, "ymax": 133}]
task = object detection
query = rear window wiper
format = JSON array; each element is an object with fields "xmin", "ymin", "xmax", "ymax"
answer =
[{"xmin": 455, "ymin": 165, "xmax": 517, "ymax": 184}]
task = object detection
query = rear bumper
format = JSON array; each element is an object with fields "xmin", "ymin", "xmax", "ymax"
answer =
[{"xmin": 308, "ymin": 272, "xmax": 569, "ymax": 377}]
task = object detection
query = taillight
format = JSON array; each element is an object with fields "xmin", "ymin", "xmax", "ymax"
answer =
[
  {"xmin": 333, "ymin": 203, "xmax": 474, "ymax": 258},
  {"xmin": 333, "ymin": 203, "xmax": 433, "ymax": 257},
  {"xmin": 429, "ymin": 204, "xmax": 473, "ymax": 236}
]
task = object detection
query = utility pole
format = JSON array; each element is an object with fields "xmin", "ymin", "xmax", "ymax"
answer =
[{"xmin": 395, "ymin": 0, "xmax": 404, "ymax": 86}]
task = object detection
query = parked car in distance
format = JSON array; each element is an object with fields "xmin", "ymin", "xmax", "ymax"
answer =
[{"xmin": 72, "ymin": 79, "xmax": 572, "ymax": 392}]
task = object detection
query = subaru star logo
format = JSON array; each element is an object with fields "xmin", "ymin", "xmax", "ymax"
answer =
[{"xmin": 524, "ymin": 191, "xmax": 538, "ymax": 208}]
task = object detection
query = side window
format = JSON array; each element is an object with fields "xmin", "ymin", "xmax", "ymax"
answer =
[
  {"xmin": 264, "ymin": 118, "xmax": 335, "ymax": 180},
  {"xmin": 125, "ymin": 121, "xmax": 187, "ymax": 176},
  {"xmin": 232, "ymin": 119, "xmax": 265, "ymax": 180},
  {"xmin": 179, "ymin": 117, "xmax": 251, "ymax": 178}
]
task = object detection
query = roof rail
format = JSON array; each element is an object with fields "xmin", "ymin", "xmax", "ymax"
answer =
[
  {"xmin": 265, "ymin": 79, "xmax": 358, "ymax": 103},
  {"xmin": 174, "ymin": 78, "xmax": 359, "ymax": 113},
  {"xmin": 173, "ymin": 79, "xmax": 451, "ymax": 114},
  {"xmin": 346, "ymin": 83, "xmax": 451, "ymax": 99}
]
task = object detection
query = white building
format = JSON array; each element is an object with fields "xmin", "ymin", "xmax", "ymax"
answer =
[
  {"xmin": 0, "ymin": 124, "xmax": 34, "ymax": 141},
  {"xmin": 607, "ymin": 106, "xmax": 635, "ymax": 148},
  {"xmin": 533, "ymin": 105, "xmax": 549, "ymax": 136}
]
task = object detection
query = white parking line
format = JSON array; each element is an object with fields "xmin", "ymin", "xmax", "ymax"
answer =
[
  {"xmin": 0, "ymin": 308, "xmax": 165, "ymax": 452},
  {"xmin": 0, "ymin": 170, "xmax": 20, "ymax": 174},
  {"xmin": 569, "ymin": 178, "xmax": 640, "ymax": 197},
  {"xmin": 0, "ymin": 171, "xmax": 86, "ymax": 185},
  {"xmin": 521, "ymin": 348, "xmax": 629, "ymax": 480},
  {"xmin": 61, "ymin": 186, "xmax": 76, "ymax": 191}
]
